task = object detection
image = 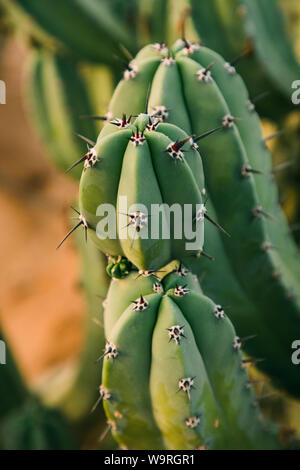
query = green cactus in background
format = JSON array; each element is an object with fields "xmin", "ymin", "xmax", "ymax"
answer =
[
  {"xmin": 100, "ymin": 268, "xmax": 279, "ymax": 450},
  {"xmin": 11, "ymin": 0, "xmax": 137, "ymax": 65},
  {"xmin": 32, "ymin": 216, "xmax": 110, "ymax": 423},
  {"xmin": 188, "ymin": 0, "xmax": 299, "ymax": 120},
  {"xmin": 90, "ymin": 40, "xmax": 300, "ymax": 396},
  {"xmin": 77, "ymin": 113, "xmax": 209, "ymax": 271},
  {"xmin": 26, "ymin": 48, "xmax": 113, "ymax": 180},
  {"xmin": 1, "ymin": 397, "xmax": 76, "ymax": 450},
  {"xmin": 0, "ymin": 329, "xmax": 76, "ymax": 450}
]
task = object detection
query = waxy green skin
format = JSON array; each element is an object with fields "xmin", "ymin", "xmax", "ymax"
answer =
[
  {"xmin": 79, "ymin": 114, "xmax": 205, "ymax": 271},
  {"xmin": 28, "ymin": 49, "xmax": 99, "ymax": 180},
  {"xmin": 101, "ymin": 270, "xmax": 278, "ymax": 450},
  {"xmin": 105, "ymin": 40, "xmax": 300, "ymax": 396}
]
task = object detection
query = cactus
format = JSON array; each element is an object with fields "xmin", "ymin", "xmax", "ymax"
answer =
[
  {"xmin": 76, "ymin": 112, "xmax": 210, "ymax": 271},
  {"xmin": 12, "ymin": 0, "xmax": 137, "ymax": 65},
  {"xmin": 241, "ymin": 0, "xmax": 300, "ymax": 99},
  {"xmin": 0, "ymin": 397, "xmax": 76, "ymax": 450},
  {"xmin": 188, "ymin": 0, "xmax": 297, "ymax": 120},
  {"xmin": 100, "ymin": 268, "xmax": 279, "ymax": 450},
  {"xmin": 95, "ymin": 40, "xmax": 300, "ymax": 396},
  {"xmin": 0, "ymin": 328, "xmax": 76, "ymax": 450},
  {"xmin": 33, "ymin": 214, "xmax": 110, "ymax": 422},
  {"xmin": 26, "ymin": 48, "xmax": 112, "ymax": 180}
]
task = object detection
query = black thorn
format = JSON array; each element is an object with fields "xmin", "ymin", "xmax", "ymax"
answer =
[
  {"xmin": 263, "ymin": 130, "xmax": 283, "ymax": 143},
  {"xmin": 240, "ymin": 334, "xmax": 257, "ymax": 344},
  {"xmin": 271, "ymin": 161, "xmax": 293, "ymax": 174},
  {"xmin": 119, "ymin": 43, "xmax": 133, "ymax": 61},
  {"xmin": 74, "ymin": 132, "xmax": 96, "ymax": 147},
  {"xmin": 65, "ymin": 155, "xmax": 87, "ymax": 173},
  {"xmin": 230, "ymin": 48, "xmax": 251, "ymax": 66},
  {"xmin": 201, "ymin": 250, "xmax": 215, "ymax": 261},
  {"xmin": 56, "ymin": 221, "xmax": 83, "ymax": 250},
  {"xmin": 194, "ymin": 126, "xmax": 223, "ymax": 143},
  {"xmin": 145, "ymin": 84, "xmax": 151, "ymax": 114},
  {"xmin": 80, "ymin": 115, "xmax": 107, "ymax": 120},
  {"xmin": 204, "ymin": 213, "xmax": 230, "ymax": 237},
  {"xmin": 251, "ymin": 91, "xmax": 270, "ymax": 104}
]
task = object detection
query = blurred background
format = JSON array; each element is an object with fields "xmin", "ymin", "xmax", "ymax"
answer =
[{"xmin": 0, "ymin": 0, "xmax": 299, "ymax": 450}]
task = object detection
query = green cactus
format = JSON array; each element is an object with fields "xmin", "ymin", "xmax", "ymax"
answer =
[
  {"xmin": 0, "ymin": 331, "xmax": 27, "ymax": 418},
  {"xmin": 0, "ymin": 329, "xmax": 76, "ymax": 450},
  {"xmin": 94, "ymin": 40, "xmax": 300, "ymax": 396},
  {"xmin": 241, "ymin": 0, "xmax": 300, "ymax": 99},
  {"xmin": 100, "ymin": 268, "xmax": 279, "ymax": 450},
  {"xmin": 77, "ymin": 113, "xmax": 207, "ymax": 271},
  {"xmin": 26, "ymin": 48, "xmax": 110, "ymax": 180},
  {"xmin": 0, "ymin": 397, "xmax": 76, "ymax": 450},
  {"xmin": 106, "ymin": 255, "xmax": 133, "ymax": 279},
  {"xmin": 12, "ymin": 0, "xmax": 137, "ymax": 65},
  {"xmin": 188, "ymin": 0, "xmax": 297, "ymax": 120},
  {"xmin": 33, "ymin": 215, "xmax": 110, "ymax": 422}
]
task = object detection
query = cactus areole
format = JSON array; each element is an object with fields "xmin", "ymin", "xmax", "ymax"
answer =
[{"xmin": 79, "ymin": 113, "xmax": 206, "ymax": 270}]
